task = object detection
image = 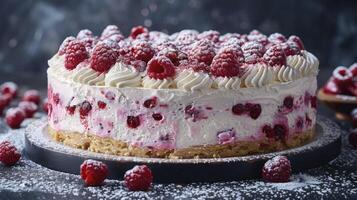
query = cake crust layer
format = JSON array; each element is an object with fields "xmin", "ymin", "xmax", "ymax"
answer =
[{"xmin": 49, "ymin": 127, "xmax": 315, "ymax": 159}]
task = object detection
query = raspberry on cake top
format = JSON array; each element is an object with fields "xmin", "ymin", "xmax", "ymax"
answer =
[{"xmin": 47, "ymin": 25, "xmax": 319, "ymax": 158}]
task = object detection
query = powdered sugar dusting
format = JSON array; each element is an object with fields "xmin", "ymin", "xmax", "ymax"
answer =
[{"xmin": 0, "ymin": 115, "xmax": 356, "ymax": 199}]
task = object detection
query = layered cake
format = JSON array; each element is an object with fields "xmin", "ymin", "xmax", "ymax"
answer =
[{"xmin": 47, "ymin": 25, "xmax": 319, "ymax": 158}]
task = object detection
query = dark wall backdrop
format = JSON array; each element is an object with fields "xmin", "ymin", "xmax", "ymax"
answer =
[{"xmin": 0, "ymin": 0, "xmax": 356, "ymax": 88}]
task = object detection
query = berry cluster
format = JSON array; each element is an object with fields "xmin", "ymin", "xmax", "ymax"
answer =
[
  {"xmin": 231, "ymin": 103, "xmax": 262, "ymax": 120},
  {"xmin": 323, "ymin": 63, "xmax": 357, "ymax": 96},
  {"xmin": 0, "ymin": 82, "xmax": 47, "ymax": 129},
  {"xmin": 59, "ymin": 26, "xmax": 306, "ymax": 78}
]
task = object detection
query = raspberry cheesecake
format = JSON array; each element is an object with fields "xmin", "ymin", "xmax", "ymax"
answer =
[{"xmin": 47, "ymin": 26, "xmax": 319, "ymax": 158}]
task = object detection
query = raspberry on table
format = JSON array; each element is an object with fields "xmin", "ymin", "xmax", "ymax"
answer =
[
  {"xmin": 90, "ymin": 43, "xmax": 118, "ymax": 73},
  {"xmin": 18, "ymin": 101, "xmax": 38, "ymax": 118},
  {"xmin": 22, "ymin": 89, "xmax": 41, "ymax": 105},
  {"xmin": 241, "ymin": 41, "xmax": 265, "ymax": 64},
  {"xmin": 190, "ymin": 39, "xmax": 216, "ymax": 65},
  {"xmin": 262, "ymin": 155, "xmax": 291, "ymax": 182},
  {"xmin": 1, "ymin": 81, "xmax": 18, "ymax": 98},
  {"xmin": 0, "ymin": 141, "xmax": 21, "ymax": 166},
  {"xmin": 263, "ymin": 44, "xmax": 287, "ymax": 67},
  {"xmin": 130, "ymin": 26, "xmax": 149, "ymax": 39},
  {"xmin": 210, "ymin": 47, "xmax": 244, "ymax": 77},
  {"xmin": 124, "ymin": 165, "xmax": 153, "ymax": 191},
  {"xmin": 64, "ymin": 40, "xmax": 88, "ymax": 70},
  {"xmin": 147, "ymin": 56, "xmax": 176, "ymax": 80},
  {"xmin": 130, "ymin": 41, "xmax": 155, "ymax": 63},
  {"xmin": 58, "ymin": 36, "xmax": 76, "ymax": 55},
  {"xmin": 80, "ymin": 159, "xmax": 108, "ymax": 186},
  {"xmin": 288, "ymin": 35, "xmax": 305, "ymax": 50},
  {"xmin": 5, "ymin": 108, "xmax": 25, "ymax": 129}
]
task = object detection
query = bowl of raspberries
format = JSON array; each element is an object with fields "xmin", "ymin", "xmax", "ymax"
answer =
[{"xmin": 318, "ymin": 63, "xmax": 357, "ymax": 119}]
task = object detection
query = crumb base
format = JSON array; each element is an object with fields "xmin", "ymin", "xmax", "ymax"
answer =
[{"xmin": 48, "ymin": 127, "xmax": 315, "ymax": 159}]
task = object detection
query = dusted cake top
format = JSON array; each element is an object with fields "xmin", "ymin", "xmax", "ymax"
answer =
[{"xmin": 48, "ymin": 25, "xmax": 319, "ymax": 91}]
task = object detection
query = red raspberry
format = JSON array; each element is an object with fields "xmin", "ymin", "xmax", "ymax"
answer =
[
  {"xmin": 283, "ymin": 96, "xmax": 294, "ymax": 109},
  {"xmin": 1, "ymin": 82, "xmax": 18, "ymax": 98},
  {"xmin": 43, "ymin": 98, "xmax": 49, "ymax": 113},
  {"xmin": 174, "ymin": 30, "xmax": 198, "ymax": 47},
  {"xmin": 198, "ymin": 30, "xmax": 220, "ymax": 43},
  {"xmin": 241, "ymin": 41, "xmax": 264, "ymax": 64},
  {"xmin": 349, "ymin": 129, "xmax": 357, "ymax": 148},
  {"xmin": 0, "ymin": 141, "xmax": 21, "ymax": 166},
  {"xmin": 262, "ymin": 125, "xmax": 274, "ymax": 138},
  {"xmin": 248, "ymin": 103, "xmax": 262, "ymax": 120},
  {"xmin": 273, "ymin": 124, "xmax": 288, "ymax": 141},
  {"xmin": 281, "ymin": 41, "xmax": 301, "ymax": 56},
  {"xmin": 332, "ymin": 66, "xmax": 353, "ymax": 95},
  {"xmin": 247, "ymin": 30, "xmax": 269, "ymax": 46},
  {"xmin": 127, "ymin": 115, "xmax": 141, "ymax": 128},
  {"xmin": 124, "ymin": 165, "xmax": 153, "ymax": 191},
  {"xmin": 80, "ymin": 37, "xmax": 97, "ymax": 52},
  {"xmin": 152, "ymin": 113, "xmax": 163, "ymax": 121},
  {"xmin": 263, "ymin": 44, "xmax": 287, "ymax": 67},
  {"xmin": 147, "ymin": 56, "xmax": 176, "ymax": 79},
  {"xmin": 220, "ymin": 37, "xmax": 245, "ymax": 49},
  {"xmin": 64, "ymin": 40, "xmax": 88, "ymax": 70},
  {"xmin": 79, "ymin": 101, "xmax": 92, "ymax": 117},
  {"xmin": 268, "ymin": 33, "xmax": 287, "ymax": 44},
  {"xmin": 58, "ymin": 36, "xmax": 76, "ymax": 55},
  {"xmin": 349, "ymin": 63, "xmax": 357, "ymax": 77},
  {"xmin": 131, "ymin": 41, "xmax": 155, "ymax": 63},
  {"xmin": 190, "ymin": 39, "xmax": 216, "ymax": 65},
  {"xmin": 130, "ymin": 26, "xmax": 149, "ymax": 39},
  {"xmin": 323, "ymin": 78, "xmax": 341, "ymax": 95},
  {"xmin": 5, "ymin": 108, "xmax": 25, "ymax": 129},
  {"xmin": 90, "ymin": 43, "xmax": 118, "ymax": 73},
  {"xmin": 97, "ymin": 101, "xmax": 106, "ymax": 109},
  {"xmin": 219, "ymin": 33, "xmax": 241, "ymax": 43},
  {"xmin": 288, "ymin": 35, "xmax": 305, "ymax": 50},
  {"xmin": 143, "ymin": 97, "xmax": 157, "ymax": 108},
  {"xmin": 18, "ymin": 101, "xmax": 38, "ymax": 118},
  {"xmin": 76, "ymin": 29, "xmax": 93, "ymax": 39},
  {"xmin": 262, "ymin": 155, "xmax": 291, "ymax": 182},
  {"xmin": 65, "ymin": 105, "xmax": 76, "ymax": 115},
  {"xmin": 157, "ymin": 44, "xmax": 186, "ymax": 66},
  {"xmin": 80, "ymin": 159, "xmax": 108, "ymax": 186},
  {"xmin": 101, "ymin": 25, "xmax": 122, "ymax": 39},
  {"xmin": 210, "ymin": 47, "xmax": 244, "ymax": 77},
  {"xmin": 22, "ymin": 89, "xmax": 41, "ymax": 105},
  {"xmin": 232, "ymin": 103, "xmax": 245, "ymax": 115}
]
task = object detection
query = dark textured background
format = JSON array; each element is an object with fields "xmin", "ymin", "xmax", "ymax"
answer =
[{"xmin": 0, "ymin": 0, "xmax": 357, "ymax": 88}]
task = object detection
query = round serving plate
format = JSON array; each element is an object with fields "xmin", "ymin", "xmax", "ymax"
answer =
[{"xmin": 24, "ymin": 115, "xmax": 341, "ymax": 183}]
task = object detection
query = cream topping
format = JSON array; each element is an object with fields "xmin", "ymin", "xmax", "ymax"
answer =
[
  {"xmin": 105, "ymin": 62, "xmax": 141, "ymax": 88},
  {"xmin": 142, "ymin": 76, "xmax": 173, "ymax": 89},
  {"xmin": 287, "ymin": 55, "xmax": 309, "ymax": 76},
  {"xmin": 273, "ymin": 65, "xmax": 300, "ymax": 82},
  {"xmin": 213, "ymin": 77, "xmax": 241, "ymax": 90},
  {"xmin": 241, "ymin": 63, "xmax": 274, "ymax": 87},
  {"xmin": 72, "ymin": 66, "xmax": 105, "ymax": 86},
  {"xmin": 303, "ymin": 50, "xmax": 319, "ymax": 76},
  {"xmin": 175, "ymin": 69, "xmax": 213, "ymax": 91}
]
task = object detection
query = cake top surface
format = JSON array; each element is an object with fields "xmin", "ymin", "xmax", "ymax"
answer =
[{"xmin": 48, "ymin": 25, "xmax": 319, "ymax": 91}]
